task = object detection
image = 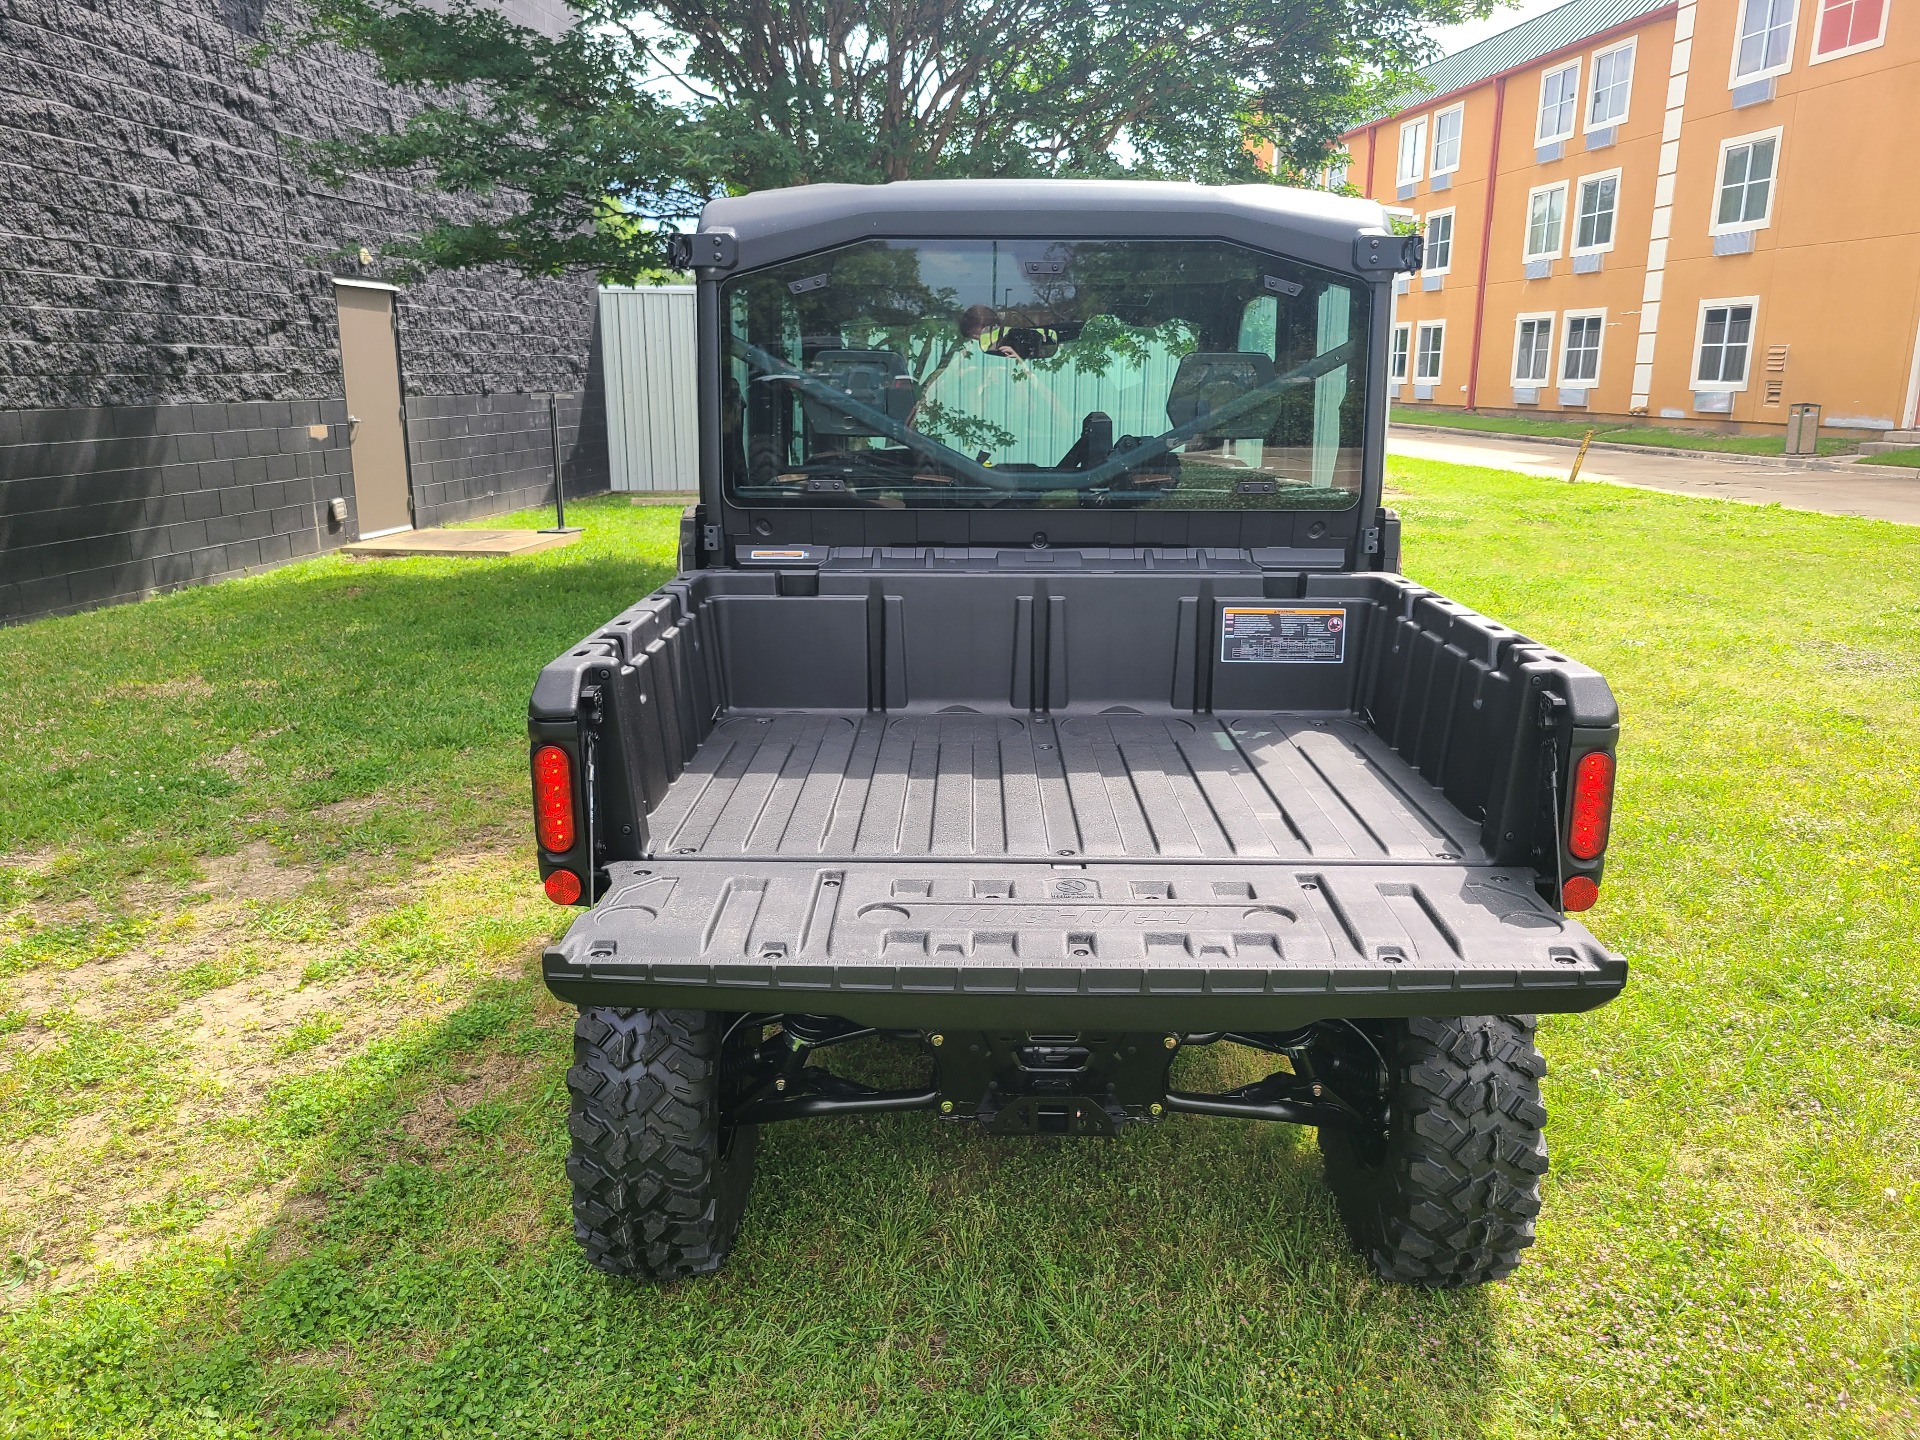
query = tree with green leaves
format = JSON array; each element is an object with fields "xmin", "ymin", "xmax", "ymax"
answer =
[{"xmin": 293, "ymin": 0, "xmax": 1485, "ymax": 281}]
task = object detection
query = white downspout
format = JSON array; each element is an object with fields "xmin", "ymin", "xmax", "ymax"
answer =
[{"xmin": 1903, "ymin": 310, "xmax": 1920, "ymax": 430}]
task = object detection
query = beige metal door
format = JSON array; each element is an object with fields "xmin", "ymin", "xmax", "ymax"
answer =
[{"xmin": 334, "ymin": 282, "xmax": 412, "ymax": 536}]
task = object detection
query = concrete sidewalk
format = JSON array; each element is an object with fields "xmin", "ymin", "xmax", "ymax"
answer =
[
  {"xmin": 1389, "ymin": 429, "xmax": 1920, "ymax": 526},
  {"xmin": 343, "ymin": 528, "xmax": 581, "ymax": 558}
]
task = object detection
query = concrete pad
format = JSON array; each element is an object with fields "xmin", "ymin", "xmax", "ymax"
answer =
[
  {"xmin": 1389, "ymin": 430, "xmax": 1920, "ymax": 527},
  {"xmin": 342, "ymin": 527, "xmax": 583, "ymax": 559}
]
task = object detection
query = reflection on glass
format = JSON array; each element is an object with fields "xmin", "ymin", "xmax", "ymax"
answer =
[{"xmin": 720, "ymin": 239, "xmax": 1368, "ymax": 513}]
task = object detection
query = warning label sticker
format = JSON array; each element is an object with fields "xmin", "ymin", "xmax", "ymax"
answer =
[{"xmin": 1220, "ymin": 607, "xmax": 1347, "ymax": 664}]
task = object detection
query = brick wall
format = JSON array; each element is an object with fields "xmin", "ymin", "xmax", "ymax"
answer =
[
  {"xmin": 0, "ymin": 400, "xmax": 355, "ymax": 619},
  {"xmin": 0, "ymin": 0, "xmax": 609, "ymax": 623}
]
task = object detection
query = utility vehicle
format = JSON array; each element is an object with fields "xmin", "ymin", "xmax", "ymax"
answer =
[{"xmin": 530, "ymin": 180, "xmax": 1623, "ymax": 1288}]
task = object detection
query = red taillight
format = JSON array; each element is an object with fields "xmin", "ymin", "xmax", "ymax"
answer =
[
  {"xmin": 533, "ymin": 744, "xmax": 575, "ymax": 852},
  {"xmin": 544, "ymin": 867, "xmax": 583, "ymax": 905},
  {"xmin": 1561, "ymin": 875, "xmax": 1598, "ymax": 912},
  {"xmin": 1567, "ymin": 750, "xmax": 1614, "ymax": 861}
]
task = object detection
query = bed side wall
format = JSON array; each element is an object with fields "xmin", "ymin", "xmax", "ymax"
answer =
[{"xmin": 530, "ymin": 568, "xmax": 1616, "ymax": 871}]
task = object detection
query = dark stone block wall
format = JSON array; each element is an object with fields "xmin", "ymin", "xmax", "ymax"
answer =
[
  {"xmin": 406, "ymin": 389, "xmax": 605, "ymax": 524},
  {"xmin": 0, "ymin": 0, "xmax": 609, "ymax": 623}
]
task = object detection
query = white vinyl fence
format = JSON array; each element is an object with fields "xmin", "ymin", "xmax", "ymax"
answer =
[{"xmin": 599, "ymin": 285, "xmax": 698, "ymax": 491}]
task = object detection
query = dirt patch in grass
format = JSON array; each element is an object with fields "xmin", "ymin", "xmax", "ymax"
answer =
[
  {"xmin": 105, "ymin": 676, "xmax": 219, "ymax": 702},
  {"xmin": 184, "ymin": 970, "xmax": 374, "ymax": 1093},
  {"xmin": 0, "ymin": 847, "xmax": 62, "ymax": 873},
  {"xmin": 195, "ymin": 839, "xmax": 319, "ymax": 901},
  {"xmin": 208, "ymin": 745, "xmax": 263, "ymax": 782},
  {"xmin": 0, "ymin": 845, "xmax": 537, "ymax": 1297},
  {"xmin": 1, "ymin": 841, "xmax": 323, "ymax": 1031},
  {"xmin": 309, "ymin": 794, "xmax": 387, "ymax": 823},
  {"xmin": 1801, "ymin": 639, "xmax": 1916, "ymax": 676},
  {"xmin": 397, "ymin": 1046, "xmax": 546, "ymax": 1158},
  {"xmin": 260, "ymin": 1191, "xmax": 334, "ymax": 1269}
]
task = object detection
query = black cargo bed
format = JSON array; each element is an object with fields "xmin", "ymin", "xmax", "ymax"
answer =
[
  {"xmin": 536, "ymin": 567, "xmax": 1624, "ymax": 1027},
  {"xmin": 544, "ymin": 709, "xmax": 1622, "ymax": 1028},
  {"xmin": 643, "ymin": 711, "xmax": 1484, "ymax": 863}
]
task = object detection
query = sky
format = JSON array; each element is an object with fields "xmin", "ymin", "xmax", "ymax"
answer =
[{"xmin": 1427, "ymin": 0, "xmax": 1577, "ymax": 58}]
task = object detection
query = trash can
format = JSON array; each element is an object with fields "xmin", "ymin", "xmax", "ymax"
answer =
[{"xmin": 1785, "ymin": 402, "xmax": 1821, "ymax": 456}]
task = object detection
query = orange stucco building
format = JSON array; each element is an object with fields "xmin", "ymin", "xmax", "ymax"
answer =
[{"xmin": 1341, "ymin": 0, "xmax": 1920, "ymax": 440}]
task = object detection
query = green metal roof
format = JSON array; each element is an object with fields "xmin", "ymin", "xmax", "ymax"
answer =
[{"xmin": 1365, "ymin": 0, "xmax": 1674, "ymax": 124}]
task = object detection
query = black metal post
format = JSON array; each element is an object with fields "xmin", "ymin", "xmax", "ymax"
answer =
[{"xmin": 540, "ymin": 390, "xmax": 581, "ymax": 534}]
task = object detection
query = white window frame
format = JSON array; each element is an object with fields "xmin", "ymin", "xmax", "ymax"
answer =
[
  {"xmin": 1560, "ymin": 308, "xmax": 1608, "ymax": 388},
  {"xmin": 1424, "ymin": 207, "xmax": 1457, "ymax": 275},
  {"xmin": 1572, "ymin": 168, "xmax": 1623, "ymax": 255},
  {"xmin": 1809, "ymin": 0, "xmax": 1888, "ymax": 63},
  {"xmin": 1512, "ymin": 312, "xmax": 1557, "ymax": 386},
  {"xmin": 1537, "ymin": 59, "xmax": 1583, "ymax": 144},
  {"xmin": 1710, "ymin": 127, "xmax": 1783, "ymax": 235},
  {"xmin": 1731, "ymin": 0, "xmax": 1802, "ymax": 84},
  {"xmin": 1525, "ymin": 181, "xmax": 1570, "ymax": 261},
  {"xmin": 1390, "ymin": 323, "xmax": 1412, "ymax": 380},
  {"xmin": 1397, "ymin": 116, "xmax": 1429, "ymax": 184},
  {"xmin": 1692, "ymin": 296, "xmax": 1761, "ymax": 391},
  {"xmin": 1415, "ymin": 320, "xmax": 1447, "ymax": 383},
  {"xmin": 1430, "ymin": 103, "xmax": 1466, "ymax": 176},
  {"xmin": 1586, "ymin": 38, "xmax": 1637, "ymax": 129}
]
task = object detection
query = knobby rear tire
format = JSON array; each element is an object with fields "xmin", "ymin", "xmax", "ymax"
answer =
[
  {"xmin": 566, "ymin": 1007, "xmax": 757, "ymax": 1280},
  {"xmin": 1319, "ymin": 1014, "xmax": 1549, "ymax": 1288}
]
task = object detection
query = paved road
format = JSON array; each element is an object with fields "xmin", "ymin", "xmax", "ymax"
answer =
[{"xmin": 1388, "ymin": 429, "xmax": 1920, "ymax": 526}]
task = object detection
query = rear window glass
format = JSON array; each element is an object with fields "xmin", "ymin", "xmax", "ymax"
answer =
[{"xmin": 720, "ymin": 238, "xmax": 1368, "ymax": 513}]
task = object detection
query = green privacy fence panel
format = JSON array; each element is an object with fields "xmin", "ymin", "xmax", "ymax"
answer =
[{"xmin": 918, "ymin": 320, "xmax": 1194, "ymax": 467}]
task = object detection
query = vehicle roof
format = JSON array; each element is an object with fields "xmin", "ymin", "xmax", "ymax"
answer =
[{"xmin": 700, "ymin": 179, "xmax": 1395, "ymax": 277}]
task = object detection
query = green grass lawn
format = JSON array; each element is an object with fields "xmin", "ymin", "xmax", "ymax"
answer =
[
  {"xmin": 2, "ymin": 478, "xmax": 1917, "ymax": 1437},
  {"xmin": 1393, "ymin": 405, "xmax": 1862, "ymax": 458},
  {"xmin": 1859, "ymin": 447, "xmax": 1920, "ymax": 469}
]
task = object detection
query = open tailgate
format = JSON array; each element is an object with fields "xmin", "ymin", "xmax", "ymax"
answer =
[{"xmin": 543, "ymin": 859, "xmax": 1626, "ymax": 1030}]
